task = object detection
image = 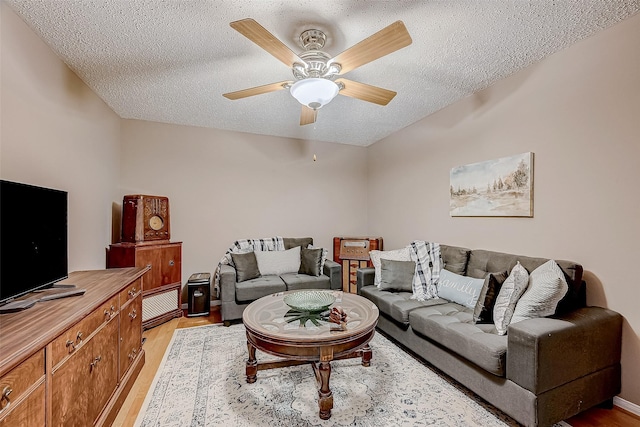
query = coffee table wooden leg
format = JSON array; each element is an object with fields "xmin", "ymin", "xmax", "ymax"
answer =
[
  {"xmin": 246, "ymin": 341, "xmax": 257, "ymax": 383},
  {"xmin": 318, "ymin": 361, "xmax": 333, "ymax": 420},
  {"xmin": 361, "ymin": 344, "xmax": 372, "ymax": 367}
]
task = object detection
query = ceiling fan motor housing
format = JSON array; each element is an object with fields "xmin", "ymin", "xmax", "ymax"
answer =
[{"xmin": 292, "ymin": 29, "xmax": 341, "ymax": 81}]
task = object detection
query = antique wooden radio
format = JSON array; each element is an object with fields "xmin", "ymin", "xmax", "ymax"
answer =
[
  {"xmin": 333, "ymin": 237, "xmax": 383, "ymax": 293},
  {"xmin": 121, "ymin": 195, "xmax": 170, "ymax": 243}
]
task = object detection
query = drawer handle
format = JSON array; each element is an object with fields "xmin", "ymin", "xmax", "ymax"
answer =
[
  {"xmin": 66, "ymin": 339, "xmax": 77, "ymax": 352},
  {"xmin": 89, "ymin": 355, "xmax": 102, "ymax": 372},
  {"xmin": 128, "ymin": 288, "xmax": 137, "ymax": 298},
  {"xmin": 0, "ymin": 386, "xmax": 12, "ymax": 413},
  {"xmin": 76, "ymin": 331, "xmax": 84, "ymax": 342},
  {"xmin": 129, "ymin": 309, "xmax": 137, "ymax": 320},
  {"xmin": 169, "ymin": 260, "xmax": 175, "ymax": 266}
]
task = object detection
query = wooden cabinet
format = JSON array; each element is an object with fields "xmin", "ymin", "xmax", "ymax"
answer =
[
  {"xmin": 0, "ymin": 268, "xmax": 147, "ymax": 427},
  {"xmin": 51, "ymin": 319, "xmax": 119, "ymax": 426},
  {"xmin": 107, "ymin": 241, "xmax": 182, "ymax": 329}
]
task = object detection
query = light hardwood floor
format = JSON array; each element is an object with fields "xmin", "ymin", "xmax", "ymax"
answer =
[{"xmin": 113, "ymin": 310, "xmax": 639, "ymax": 427}]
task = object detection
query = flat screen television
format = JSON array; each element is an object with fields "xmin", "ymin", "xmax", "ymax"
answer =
[{"xmin": 0, "ymin": 180, "xmax": 68, "ymax": 305}]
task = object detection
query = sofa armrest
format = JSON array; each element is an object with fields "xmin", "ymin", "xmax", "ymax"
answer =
[
  {"xmin": 356, "ymin": 267, "xmax": 375, "ymax": 293},
  {"xmin": 219, "ymin": 264, "xmax": 238, "ymax": 302},
  {"xmin": 507, "ymin": 306, "xmax": 622, "ymax": 394},
  {"xmin": 323, "ymin": 259, "xmax": 342, "ymax": 290}
]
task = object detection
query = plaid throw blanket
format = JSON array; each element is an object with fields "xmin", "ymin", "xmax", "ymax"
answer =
[
  {"xmin": 409, "ymin": 241, "xmax": 442, "ymax": 301},
  {"xmin": 213, "ymin": 236, "xmax": 285, "ymax": 296}
]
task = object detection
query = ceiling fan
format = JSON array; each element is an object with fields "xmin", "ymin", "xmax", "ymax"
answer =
[{"xmin": 223, "ymin": 19, "xmax": 412, "ymax": 126}]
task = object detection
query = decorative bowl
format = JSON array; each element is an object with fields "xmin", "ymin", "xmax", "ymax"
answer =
[{"xmin": 283, "ymin": 291, "xmax": 336, "ymax": 312}]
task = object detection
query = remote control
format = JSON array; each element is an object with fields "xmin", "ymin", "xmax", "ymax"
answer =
[{"xmin": 39, "ymin": 289, "xmax": 86, "ymax": 302}]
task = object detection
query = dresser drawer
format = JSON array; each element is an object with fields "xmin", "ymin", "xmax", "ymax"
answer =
[
  {"xmin": 0, "ymin": 350, "xmax": 44, "ymax": 418},
  {"xmin": 0, "ymin": 382, "xmax": 45, "ymax": 426},
  {"xmin": 50, "ymin": 295, "xmax": 119, "ymax": 367},
  {"xmin": 120, "ymin": 277, "xmax": 142, "ymax": 307}
]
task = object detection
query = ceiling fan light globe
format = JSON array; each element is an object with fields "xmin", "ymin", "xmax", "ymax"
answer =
[{"xmin": 290, "ymin": 78, "xmax": 339, "ymax": 110}]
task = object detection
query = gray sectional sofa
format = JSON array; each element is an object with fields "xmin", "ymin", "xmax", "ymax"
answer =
[
  {"xmin": 220, "ymin": 237, "xmax": 341, "ymax": 325},
  {"xmin": 357, "ymin": 244, "xmax": 622, "ymax": 427}
]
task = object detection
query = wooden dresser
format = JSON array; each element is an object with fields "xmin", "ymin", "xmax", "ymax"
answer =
[
  {"xmin": 0, "ymin": 267, "xmax": 147, "ymax": 426},
  {"xmin": 106, "ymin": 241, "xmax": 183, "ymax": 329}
]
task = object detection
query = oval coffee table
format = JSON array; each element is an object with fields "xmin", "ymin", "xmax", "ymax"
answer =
[{"xmin": 242, "ymin": 290, "xmax": 379, "ymax": 420}]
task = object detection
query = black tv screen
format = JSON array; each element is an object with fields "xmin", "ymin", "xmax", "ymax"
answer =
[{"xmin": 0, "ymin": 180, "xmax": 68, "ymax": 304}]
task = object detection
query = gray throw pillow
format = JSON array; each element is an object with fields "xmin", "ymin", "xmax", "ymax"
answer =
[
  {"xmin": 231, "ymin": 251, "xmax": 261, "ymax": 283},
  {"xmin": 473, "ymin": 271, "xmax": 509, "ymax": 324},
  {"xmin": 299, "ymin": 247, "xmax": 323, "ymax": 276},
  {"xmin": 493, "ymin": 262, "xmax": 529, "ymax": 335},
  {"xmin": 379, "ymin": 259, "xmax": 416, "ymax": 292}
]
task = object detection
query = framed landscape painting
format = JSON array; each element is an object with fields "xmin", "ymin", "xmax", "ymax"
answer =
[{"xmin": 450, "ymin": 152, "xmax": 534, "ymax": 217}]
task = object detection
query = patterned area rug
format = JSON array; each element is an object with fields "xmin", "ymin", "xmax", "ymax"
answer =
[{"xmin": 135, "ymin": 324, "xmax": 558, "ymax": 427}]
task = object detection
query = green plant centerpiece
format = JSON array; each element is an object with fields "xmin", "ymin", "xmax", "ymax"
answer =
[{"xmin": 283, "ymin": 291, "xmax": 346, "ymax": 329}]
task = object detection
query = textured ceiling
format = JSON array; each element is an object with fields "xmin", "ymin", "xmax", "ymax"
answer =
[{"xmin": 5, "ymin": 1, "xmax": 639, "ymax": 146}]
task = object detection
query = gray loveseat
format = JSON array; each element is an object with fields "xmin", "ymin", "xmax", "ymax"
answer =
[
  {"xmin": 220, "ymin": 237, "xmax": 341, "ymax": 325},
  {"xmin": 357, "ymin": 244, "xmax": 622, "ymax": 427}
]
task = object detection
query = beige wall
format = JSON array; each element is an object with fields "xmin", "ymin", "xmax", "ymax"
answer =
[
  {"xmin": 1, "ymin": 3, "xmax": 122, "ymax": 271},
  {"xmin": 3, "ymin": 0, "xmax": 639, "ymax": 408},
  {"xmin": 367, "ymin": 13, "xmax": 640, "ymax": 405},
  {"xmin": 119, "ymin": 120, "xmax": 368, "ymax": 292}
]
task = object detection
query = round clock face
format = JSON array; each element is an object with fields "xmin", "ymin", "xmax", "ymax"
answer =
[{"xmin": 149, "ymin": 215, "xmax": 164, "ymax": 231}]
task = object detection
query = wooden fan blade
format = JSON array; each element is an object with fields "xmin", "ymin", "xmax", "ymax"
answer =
[
  {"xmin": 230, "ymin": 18, "xmax": 304, "ymax": 67},
  {"xmin": 335, "ymin": 78, "xmax": 396, "ymax": 106},
  {"xmin": 330, "ymin": 21, "xmax": 412, "ymax": 75},
  {"xmin": 223, "ymin": 81, "xmax": 292, "ymax": 100},
  {"xmin": 300, "ymin": 106, "xmax": 317, "ymax": 126}
]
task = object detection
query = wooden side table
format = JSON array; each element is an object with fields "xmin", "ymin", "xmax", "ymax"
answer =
[{"xmin": 106, "ymin": 241, "xmax": 182, "ymax": 328}]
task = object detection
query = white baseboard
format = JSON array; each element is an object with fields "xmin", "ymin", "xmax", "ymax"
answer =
[{"xmin": 614, "ymin": 396, "xmax": 640, "ymax": 416}]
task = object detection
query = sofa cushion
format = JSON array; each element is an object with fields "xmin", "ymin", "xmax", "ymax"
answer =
[
  {"xmin": 235, "ymin": 275, "xmax": 286, "ymax": 302},
  {"xmin": 473, "ymin": 271, "xmax": 509, "ymax": 324},
  {"xmin": 360, "ymin": 285, "xmax": 446, "ymax": 325},
  {"xmin": 369, "ymin": 247, "xmax": 412, "ymax": 287},
  {"xmin": 511, "ymin": 260, "xmax": 569, "ymax": 325},
  {"xmin": 299, "ymin": 247, "xmax": 323, "ymax": 276},
  {"xmin": 493, "ymin": 262, "xmax": 529, "ymax": 335},
  {"xmin": 281, "ymin": 273, "xmax": 331, "ymax": 291},
  {"xmin": 409, "ymin": 303, "xmax": 508, "ymax": 376},
  {"xmin": 440, "ymin": 244, "xmax": 471, "ymax": 275},
  {"xmin": 466, "ymin": 249, "xmax": 585, "ymax": 315},
  {"xmin": 284, "ymin": 237, "xmax": 313, "ymax": 250},
  {"xmin": 379, "ymin": 259, "xmax": 415, "ymax": 292},
  {"xmin": 230, "ymin": 251, "xmax": 261, "ymax": 283},
  {"xmin": 254, "ymin": 246, "xmax": 301, "ymax": 276},
  {"xmin": 437, "ymin": 269, "xmax": 484, "ymax": 309}
]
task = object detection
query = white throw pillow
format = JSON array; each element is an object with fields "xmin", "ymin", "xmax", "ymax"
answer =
[
  {"xmin": 493, "ymin": 262, "xmax": 529, "ymax": 335},
  {"xmin": 510, "ymin": 260, "xmax": 569, "ymax": 325},
  {"xmin": 437, "ymin": 269, "xmax": 485, "ymax": 310},
  {"xmin": 254, "ymin": 246, "xmax": 301, "ymax": 276},
  {"xmin": 370, "ymin": 247, "xmax": 412, "ymax": 288}
]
